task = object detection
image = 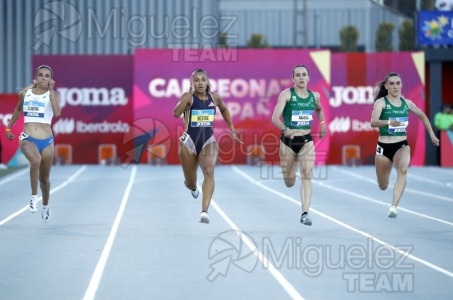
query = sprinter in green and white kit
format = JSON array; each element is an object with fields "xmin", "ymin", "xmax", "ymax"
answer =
[
  {"xmin": 272, "ymin": 65, "xmax": 327, "ymax": 226},
  {"xmin": 371, "ymin": 72, "xmax": 439, "ymax": 218}
]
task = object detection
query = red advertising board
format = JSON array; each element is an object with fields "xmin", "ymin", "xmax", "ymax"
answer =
[
  {"xmin": 329, "ymin": 52, "xmax": 426, "ymax": 166},
  {"xmin": 22, "ymin": 51, "xmax": 427, "ymax": 166},
  {"xmin": 0, "ymin": 94, "xmax": 24, "ymax": 165},
  {"xmin": 441, "ymin": 130, "xmax": 453, "ymax": 167},
  {"xmin": 133, "ymin": 48, "xmax": 331, "ymax": 165},
  {"xmin": 32, "ymin": 55, "xmax": 133, "ymax": 164}
]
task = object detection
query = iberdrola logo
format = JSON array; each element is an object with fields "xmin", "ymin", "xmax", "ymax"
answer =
[{"xmin": 422, "ymin": 15, "xmax": 449, "ymax": 40}]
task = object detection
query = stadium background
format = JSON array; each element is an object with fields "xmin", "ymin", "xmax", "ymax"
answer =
[{"xmin": 1, "ymin": 0, "xmax": 452, "ymax": 166}]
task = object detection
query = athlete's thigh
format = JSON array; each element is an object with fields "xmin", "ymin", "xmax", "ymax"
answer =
[
  {"xmin": 279, "ymin": 141, "xmax": 297, "ymax": 179},
  {"xmin": 198, "ymin": 142, "xmax": 218, "ymax": 173},
  {"xmin": 39, "ymin": 144, "xmax": 54, "ymax": 178},
  {"xmin": 20, "ymin": 140, "xmax": 40, "ymax": 163},
  {"xmin": 297, "ymin": 141, "xmax": 315, "ymax": 174},
  {"xmin": 375, "ymin": 155, "xmax": 392, "ymax": 180},
  {"xmin": 393, "ymin": 145, "xmax": 411, "ymax": 170},
  {"xmin": 179, "ymin": 142, "xmax": 198, "ymax": 175}
]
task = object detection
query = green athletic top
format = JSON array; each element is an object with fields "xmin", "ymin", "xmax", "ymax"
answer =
[
  {"xmin": 282, "ymin": 88, "xmax": 316, "ymax": 130},
  {"xmin": 379, "ymin": 96, "xmax": 410, "ymax": 136}
]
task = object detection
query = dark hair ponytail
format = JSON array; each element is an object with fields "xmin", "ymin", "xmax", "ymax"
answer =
[
  {"xmin": 373, "ymin": 79, "xmax": 387, "ymax": 102},
  {"xmin": 373, "ymin": 72, "xmax": 400, "ymax": 102}
]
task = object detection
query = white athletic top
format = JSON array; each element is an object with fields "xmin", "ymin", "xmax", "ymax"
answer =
[{"xmin": 23, "ymin": 89, "xmax": 54, "ymax": 124}]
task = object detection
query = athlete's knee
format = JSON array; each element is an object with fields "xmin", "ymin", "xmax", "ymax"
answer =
[
  {"xmin": 284, "ymin": 178, "xmax": 296, "ymax": 187},
  {"xmin": 39, "ymin": 177, "xmax": 50, "ymax": 187},
  {"xmin": 29, "ymin": 156, "xmax": 41, "ymax": 169},
  {"xmin": 184, "ymin": 180, "xmax": 196, "ymax": 191},
  {"xmin": 397, "ymin": 166, "xmax": 408, "ymax": 176},
  {"xmin": 201, "ymin": 163, "xmax": 216, "ymax": 178},
  {"xmin": 300, "ymin": 169, "xmax": 312, "ymax": 180},
  {"xmin": 379, "ymin": 184, "xmax": 388, "ymax": 191},
  {"xmin": 204, "ymin": 169, "xmax": 215, "ymax": 179},
  {"xmin": 378, "ymin": 181, "xmax": 388, "ymax": 190}
]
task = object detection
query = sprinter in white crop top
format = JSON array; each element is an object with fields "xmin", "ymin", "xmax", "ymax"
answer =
[{"xmin": 5, "ymin": 65, "xmax": 61, "ymax": 223}]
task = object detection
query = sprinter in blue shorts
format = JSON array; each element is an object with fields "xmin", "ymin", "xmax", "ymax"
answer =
[
  {"xmin": 5, "ymin": 65, "xmax": 61, "ymax": 222},
  {"xmin": 173, "ymin": 69, "xmax": 242, "ymax": 224}
]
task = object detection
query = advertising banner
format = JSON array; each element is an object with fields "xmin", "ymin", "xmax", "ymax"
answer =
[
  {"xmin": 417, "ymin": 10, "xmax": 453, "ymax": 46},
  {"xmin": 133, "ymin": 48, "xmax": 331, "ymax": 165},
  {"xmin": 26, "ymin": 51, "xmax": 426, "ymax": 166},
  {"xmin": 329, "ymin": 52, "xmax": 426, "ymax": 165},
  {"xmin": 32, "ymin": 55, "xmax": 133, "ymax": 164},
  {"xmin": 0, "ymin": 94, "xmax": 24, "ymax": 166},
  {"xmin": 441, "ymin": 130, "xmax": 453, "ymax": 167}
]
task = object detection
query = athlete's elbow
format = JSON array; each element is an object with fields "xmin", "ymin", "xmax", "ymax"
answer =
[{"xmin": 173, "ymin": 110, "xmax": 181, "ymax": 118}]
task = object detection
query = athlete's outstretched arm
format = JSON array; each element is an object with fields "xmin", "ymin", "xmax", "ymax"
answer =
[
  {"xmin": 5, "ymin": 89, "xmax": 26, "ymax": 140},
  {"xmin": 406, "ymin": 99, "xmax": 439, "ymax": 146},
  {"xmin": 49, "ymin": 79, "xmax": 61, "ymax": 117},
  {"xmin": 214, "ymin": 93, "xmax": 243, "ymax": 143},
  {"xmin": 313, "ymin": 91, "xmax": 326, "ymax": 138}
]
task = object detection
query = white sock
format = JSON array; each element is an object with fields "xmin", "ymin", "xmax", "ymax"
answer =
[
  {"xmin": 31, "ymin": 195, "xmax": 38, "ymax": 200},
  {"xmin": 43, "ymin": 205, "xmax": 48, "ymax": 210}
]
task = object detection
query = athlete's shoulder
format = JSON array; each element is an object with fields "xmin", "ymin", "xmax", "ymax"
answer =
[
  {"xmin": 279, "ymin": 88, "xmax": 292, "ymax": 98},
  {"xmin": 309, "ymin": 90, "xmax": 320, "ymax": 98},
  {"xmin": 209, "ymin": 91, "xmax": 220, "ymax": 99},
  {"xmin": 180, "ymin": 92, "xmax": 194, "ymax": 104},
  {"xmin": 373, "ymin": 97, "xmax": 386, "ymax": 108},
  {"xmin": 401, "ymin": 96, "xmax": 412, "ymax": 103},
  {"xmin": 209, "ymin": 92, "xmax": 222, "ymax": 104},
  {"xmin": 402, "ymin": 97, "xmax": 415, "ymax": 109},
  {"xmin": 180, "ymin": 91, "xmax": 191, "ymax": 98},
  {"xmin": 19, "ymin": 88, "xmax": 30, "ymax": 99}
]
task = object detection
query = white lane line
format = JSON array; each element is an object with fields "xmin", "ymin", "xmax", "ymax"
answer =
[
  {"xmin": 331, "ymin": 167, "xmax": 453, "ymax": 202},
  {"xmin": 204, "ymin": 186, "xmax": 304, "ymax": 300},
  {"xmin": 0, "ymin": 168, "xmax": 29, "ymax": 186},
  {"xmin": 408, "ymin": 173, "xmax": 453, "ymax": 188},
  {"xmin": 299, "ymin": 168, "xmax": 453, "ymax": 226},
  {"xmin": 428, "ymin": 166, "xmax": 453, "ymax": 175},
  {"xmin": 232, "ymin": 166, "xmax": 453, "ymax": 279},
  {"xmin": 0, "ymin": 165, "xmax": 87, "ymax": 226},
  {"xmin": 83, "ymin": 165, "xmax": 137, "ymax": 300},
  {"xmin": 314, "ymin": 181, "xmax": 453, "ymax": 226}
]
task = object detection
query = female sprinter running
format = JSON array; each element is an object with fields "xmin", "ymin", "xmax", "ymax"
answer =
[{"xmin": 173, "ymin": 69, "xmax": 242, "ymax": 224}]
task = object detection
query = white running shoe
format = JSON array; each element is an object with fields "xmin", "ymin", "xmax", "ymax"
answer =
[
  {"xmin": 200, "ymin": 212, "xmax": 210, "ymax": 224},
  {"xmin": 300, "ymin": 213, "xmax": 312, "ymax": 226},
  {"xmin": 388, "ymin": 206, "xmax": 398, "ymax": 218},
  {"xmin": 29, "ymin": 197, "xmax": 38, "ymax": 213},
  {"xmin": 191, "ymin": 187, "xmax": 199, "ymax": 199},
  {"xmin": 42, "ymin": 208, "xmax": 51, "ymax": 223}
]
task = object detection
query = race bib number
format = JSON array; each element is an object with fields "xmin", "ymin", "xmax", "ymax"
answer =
[
  {"xmin": 180, "ymin": 132, "xmax": 189, "ymax": 143},
  {"xmin": 376, "ymin": 144, "xmax": 384, "ymax": 156},
  {"xmin": 388, "ymin": 117, "xmax": 408, "ymax": 134},
  {"xmin": 191, "ymin": 109, "xmax": 215, "ymax": 127},
  {"xmin": 291, "ymin": 110, "xmax": 313, "ymax": 127}
]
